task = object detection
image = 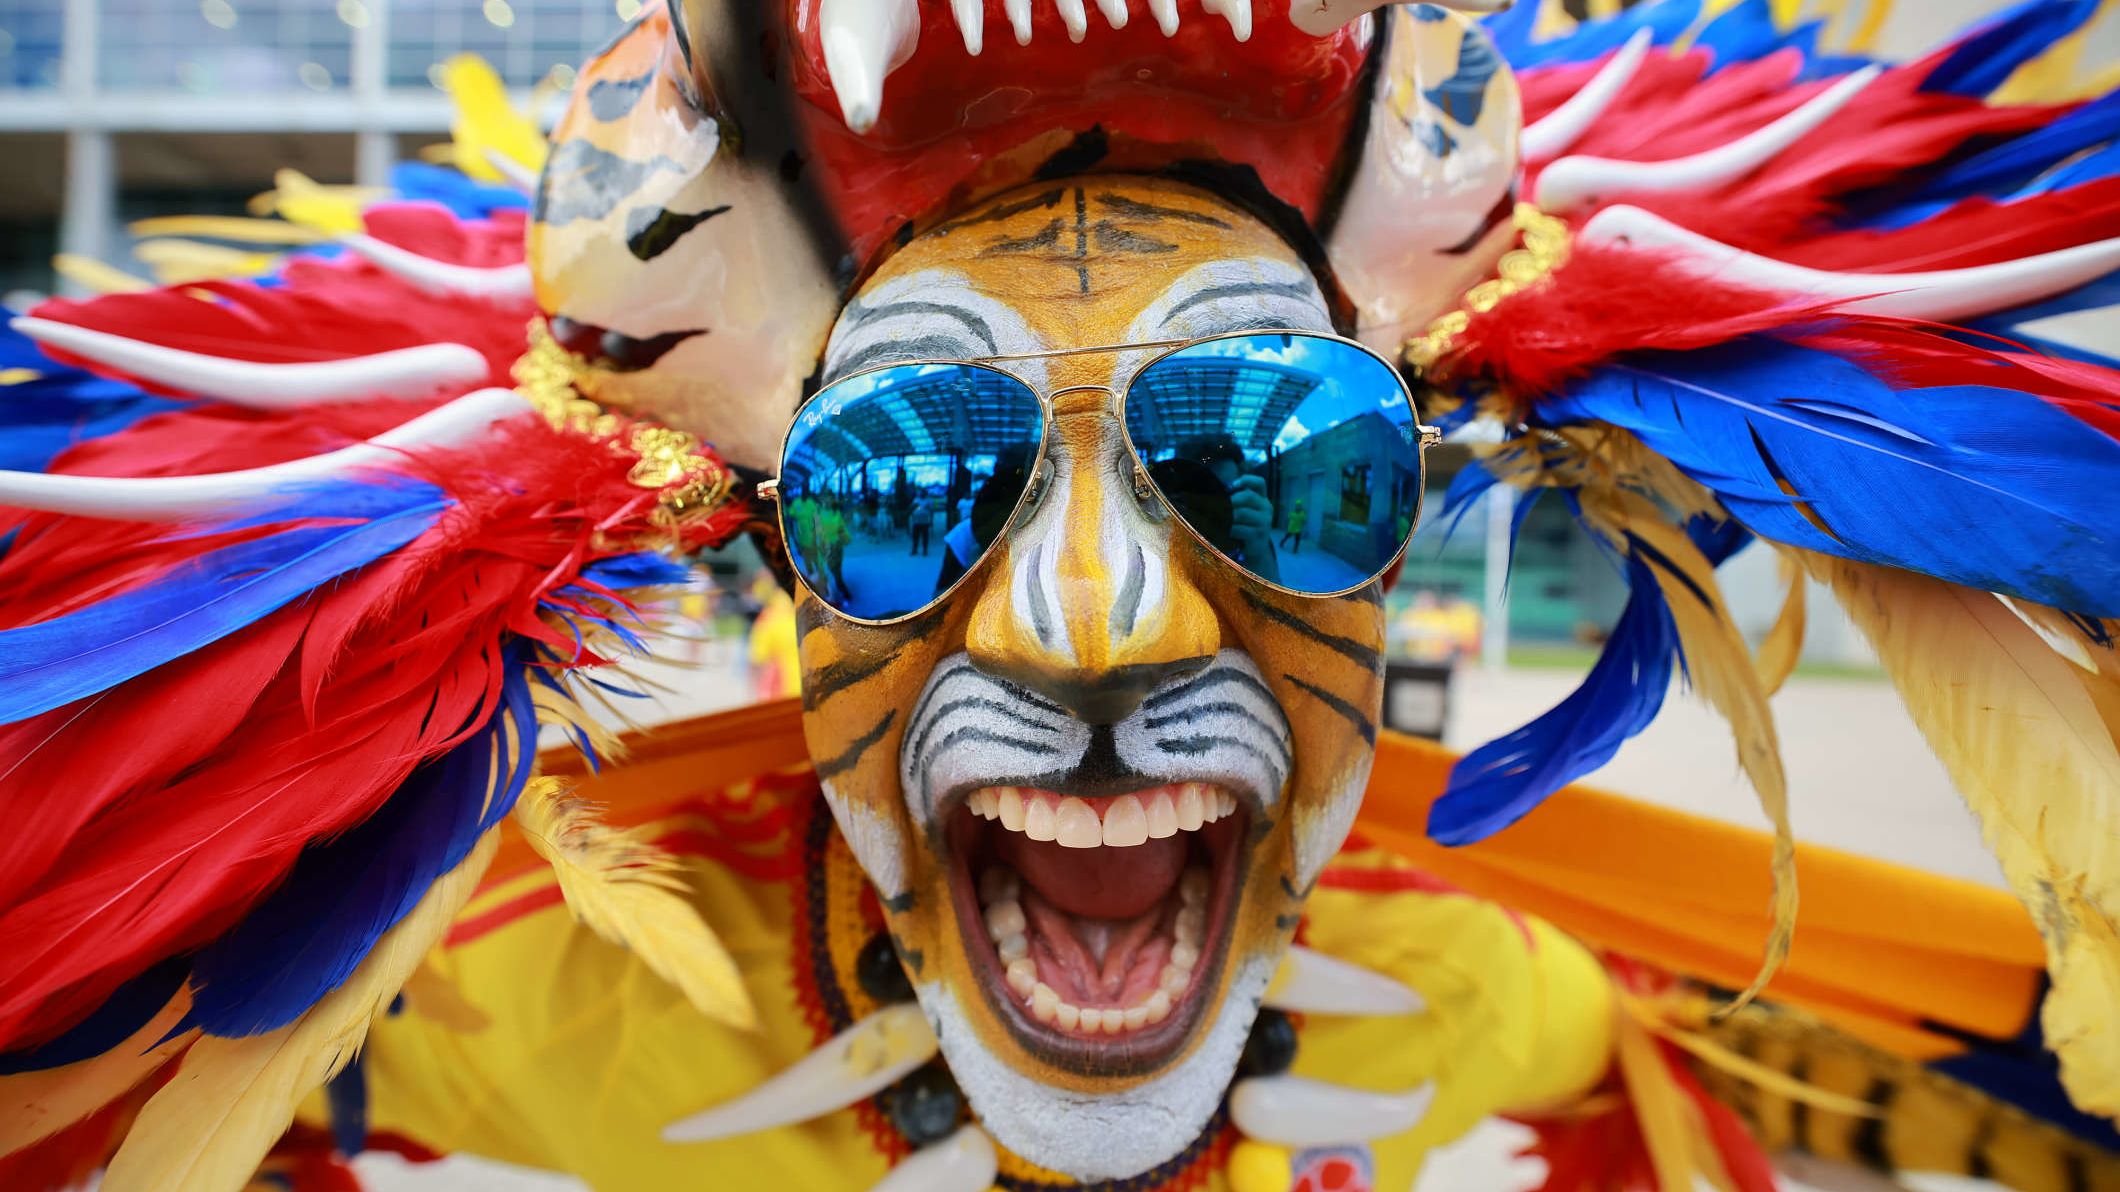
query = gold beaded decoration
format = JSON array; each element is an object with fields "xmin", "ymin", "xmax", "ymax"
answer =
[
  {"xmin": 1404, "ymin": 202, "xmax": 1571, "ymax": 373},
  {"xmin": 512, "ymin": 320, "xmax": 734, "ymax": 519}
]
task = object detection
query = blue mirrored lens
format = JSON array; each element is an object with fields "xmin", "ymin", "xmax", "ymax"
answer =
[
  {"xmin": 779, "ymin": 363, "xmax": 1044, "ymax": 620},
  {"xmin": 1126, "ymin": 333, "xmax": 1422, "ymax": 594}
]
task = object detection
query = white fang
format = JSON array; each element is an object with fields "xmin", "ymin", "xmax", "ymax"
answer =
[
  {"xmin": 949, "ymin": 0, "xmax": 984, "ymax": 53},
  {"xmin": 341, "ymin": 234, "xmax": 535, "ymax": 300},
  {"xmin": 1229, "ymin": 1076, "xmax": 1439, "ymax": 1147},
  {"xmin": 868, "ymin": 1125, "xmax": 999, "ymax": 1192},
  {"xmin": 1521, "ymin": 27, "xmax": 1652, "ymax": 161},
  {"xmin": 662, "ymin": 1004, "xmax": 939, "ymax": 1143},
  {"xmin": 1267, "ymin": 946, "xmax": 1427, "ymax": 1017},
  {"xmin": 1580, "ymin": 204, "xmax": 2120, "ymax": 324},
  {"xmin": 1203, "ymin": 0, "xmax": 1253, "ymax": 40},
  {"xmin": 1005, "ymin": 0, "xmax": 1034, "ymax": 45},
  {"xmin": 1056, "ymin": 0, "xmax": 1089, "ymax": 41},
  {"xmin": 1146, "ymin": 0, "xmax": 1179, "ymax": 35},
  {"xmin": 0, "ymin": 388, "xmax": 530, "ymax": 522},
  {"xmin": 1095, "ymin": 0, "xmax": 1130, "ymax": 30},
  {"xmin": 12, "ymin": 317, "xmax": 489, "ymax": 409},
  {"xmin": 1537, "ymin": 65, "xmax": 1883, "ymax": 211},
  {"xmin": 819, "ymin": 0, "xmax": 921, "ymax": 135}
]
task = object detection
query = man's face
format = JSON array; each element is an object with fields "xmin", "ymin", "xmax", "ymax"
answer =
[{"xmin": 794, "ymin": 176, "xmax": 1387, "ymax": 1179}]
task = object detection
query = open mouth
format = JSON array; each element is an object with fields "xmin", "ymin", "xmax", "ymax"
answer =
[{"xmin": 945, "ymin": 783, "xmax": 1249, "ymax": 1070}]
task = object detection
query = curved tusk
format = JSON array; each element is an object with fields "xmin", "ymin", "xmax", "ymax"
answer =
[
  {"xmin": 1521, "ymin": 28, "xmax": 1653, "ymax": 161},
  {"xmin": 1266, "ymin": 947, "xmax": 1426, "ymax": 1017},
  {"xmin": 662, "ymin": 1003, "xmax": 938, "ymax": 1144},
  {"xmin": 819, "ymin": 0, "xmax": 921, "ymax": 133},
  {"xmin": 481, "ymin": 148, "xmax": 539, "ymax": 195},
  {"xmin": 1580, "ymin": 204, "xmax": 2120, "ymax": 323},
  {"xmin": 869, "ymin": 1124, "xmax": 998, "ymax": 1192},
  {"xmin": 0, "ymin": 388, "xmax": 530, "ymax": 522},
  {"xmin": 1536, "ymin": 64, "xmax": 1882, "ymax": 211},
  {"xmin": 1145, "ymin": 0, "xmax": 1179, "ymax": 36},
  {"xmin": 339, "ymin": 234, "xmax": 534, "ymax": 300},
  {"xmin": 1230, "ymin": 1075, "xmax": 1438, "ymax": 1147},
  {"xmin": 1288, "ymin": 0, "xmax": 1511, "ymax": 35},
  {"xmin": 12, "ymin": 317, "xmax": 490, "ymax": 409}
]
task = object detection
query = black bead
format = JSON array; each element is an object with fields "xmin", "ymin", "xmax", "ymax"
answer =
[
  {"xmin": 856, "ymin": 931, "xmax": 915, "ymax": 1004},
  {"xmin": 882, "ymin": 1066, "xmax": 962, "ymax": 1146},
  {"xmin": 1239, "ymin": 1008, "xmax": 1298, "ymax": 1077}
]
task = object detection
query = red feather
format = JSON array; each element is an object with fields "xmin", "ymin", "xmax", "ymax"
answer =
[
  {"xmin": 1778, "ymin": 179, "xmax": 2120, "ymax": 272},
  {"xmin": 1522, "ymin": 48, "xmax": 2071, "ymax": 252},
  {"xmin": 29, "ymin": 203, "xmax": 530, "ymax": 388},
  {"xmin": 0, "ymin": 414, "xmax": 745, "ymax": 1052},
  {"xmin": 1430, "ymin": 241, "xmax": 1815, "ymax": 399}
]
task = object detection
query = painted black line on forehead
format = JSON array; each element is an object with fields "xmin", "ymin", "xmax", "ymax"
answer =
[{"xmin": 840, "ymin": 296, "xmax": 1001, "ymax": 355}]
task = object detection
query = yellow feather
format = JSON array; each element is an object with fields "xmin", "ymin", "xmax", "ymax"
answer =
[
  {"xmin": 1755, "ymin": 551, "xmax": 1807, "ymax": 696},
  {"xmin": 0, "ymin": 990, "xmax": 194, "ymax": 1156},
  {"xmin": 100, "ymin": 834, "xmax": 496, "ymax": 1192},
  {"xmin": 52, "ymin": 254, "xmax": 151, "ymax": 295},
  {"xmin": 398, "ymin": 957, "xmax": 491, "ymax": 1034},
  {"xmin": 514, "ymin": 777, "xmax": 759, "ymax": 1031},
  {"xmin": 1583, "ymin": 492, "xmax": 1796, "ymax": 1014},
  {"xmin": 125, "ymin": 216, "xmax": 327, "ymax": 246},
  {"xmin": 1804, "ymin": 552, "xmax": 2120, "ymax": 1116},
  {"xmin": 1615, "ymin": 1006, "xmax": 1701, "ymax": 1192},
  {"xmin": 437, "ymin": 55, "xmax": 548, "ymax": 183}
]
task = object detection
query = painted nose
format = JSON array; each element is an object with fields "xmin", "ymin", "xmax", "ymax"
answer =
[{"xmin": 964, "ymin": 413, "xmax": 1220, "ymax": 724}]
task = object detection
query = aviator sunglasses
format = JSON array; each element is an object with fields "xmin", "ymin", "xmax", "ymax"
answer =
[{"xmin": 759, "ymin": 330, "xmax": 1440, "ymax": 625}]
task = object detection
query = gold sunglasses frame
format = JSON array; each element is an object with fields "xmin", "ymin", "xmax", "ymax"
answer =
[{"xmin": 758, "ymin": 329, "xmax": 1441, "ymax": 627}]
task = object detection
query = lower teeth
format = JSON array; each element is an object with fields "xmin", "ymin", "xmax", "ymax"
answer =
[{"xmin": 981, "ymin": 861, "xmax": 1208, "ymax": 1035}]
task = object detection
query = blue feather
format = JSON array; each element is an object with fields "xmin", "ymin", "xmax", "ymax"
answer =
[
  {"xmin": 0, "ymin": 957, "xmax": 188, "ymax": 1075},
  {"xmin": 326, "ymin": 1054, "xmax": 370, "ymax": 1157},
  {"xmin": 389, "ymin": 161, "xmax": 531, "ymax": 218},
  {"xmin": 185, "ymin": 655, "xmax": 536, "ymax": 1036},
  {"xmin": 1538, "ymin": 338, "xmax": 2120, "ymax": 616},
  {"xmin": 1861, "ymin": 93, "xmax": 2120, "ymax": 228},
  {"xmin": 1924, "ymin": 0, "xmax": 2102, "ymax": 96},
  {"xmin": 1486, "ymin": 0, "xmax": 1703, "ymax": 69},
  {"xmin": 1431, "ymin": 548, "xmax": 1679, "ymax": 844},
  {"xmin": 0, "ymin": 480, "xmax": 448, "ymax": 725}
]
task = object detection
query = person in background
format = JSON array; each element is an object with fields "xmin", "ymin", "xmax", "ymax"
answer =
[
  {"xmin": 1280, "ymin": 498, "xmax": 1307, "ymax": 553},
  {"xmin": 908, "ymin": 491, "xmax": 933, "ymax": 557}
]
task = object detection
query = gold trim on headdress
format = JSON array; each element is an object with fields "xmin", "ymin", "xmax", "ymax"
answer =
[{"xmin": 513, "ymin": 319, "xmax": 736, "ymax": 521}]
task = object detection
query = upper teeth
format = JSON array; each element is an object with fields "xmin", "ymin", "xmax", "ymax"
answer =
[{"xmin": 965, "ymin": 783, "xmax": 1237, "ymax": 848}]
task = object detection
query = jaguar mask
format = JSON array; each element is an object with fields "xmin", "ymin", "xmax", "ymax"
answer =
[{"xmin": 528, "ymin": 0, "xmax": 1520, "ymax": 1178}]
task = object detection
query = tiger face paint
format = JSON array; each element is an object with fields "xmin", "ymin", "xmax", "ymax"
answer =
[{"xmin": 795, "ymin": 177, "xmax": 1387, "ymax": 1180}]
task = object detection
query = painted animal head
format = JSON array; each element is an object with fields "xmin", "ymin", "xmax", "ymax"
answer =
[{"xmin": 534, "ymin": 1, "xmax": 1522, "ymax": 1178}]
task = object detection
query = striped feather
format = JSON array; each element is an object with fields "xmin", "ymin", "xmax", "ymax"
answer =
[
  {"xmin": 1804, "ymin": 552, "xmax": 2120, "ymax": 1118},
  {"xmin": 98, "ymin": 833, "xmax": 494, "ymax": 1192},
  {"xmin": 1585, "ymin": 493, "xmax": 1796, "ymax": 1011},
  {"xmin": 513, "ymin": 778, "xmax": 757, "ymax": 1031}
]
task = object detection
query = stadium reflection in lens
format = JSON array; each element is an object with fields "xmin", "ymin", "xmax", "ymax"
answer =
[
  {"xmin": 1125, "ymin": 333, "xmax": 1423, "ymax": 594},
  {"xmin": 779, "ymin": 363, "xmax": 1044, "ymax": 621}
]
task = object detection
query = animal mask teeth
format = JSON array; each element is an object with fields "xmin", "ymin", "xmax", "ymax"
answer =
[
  {"xmin": 979, "ymin": 860, "xmax": 1213, "ymax": 1037},
  {"xmin": 965, "ymin": 783, "xmax": 1239, "ymax": 847}
]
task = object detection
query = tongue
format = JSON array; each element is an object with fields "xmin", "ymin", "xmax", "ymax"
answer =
[{"xmin": 999, "ymin": 831, "xmax": 1187, "ymax": 920}]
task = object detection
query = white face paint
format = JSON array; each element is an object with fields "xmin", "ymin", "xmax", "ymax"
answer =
[{"xmin": 919, "ymin": 951, "xmax": 1276, "ymax": 1180}]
